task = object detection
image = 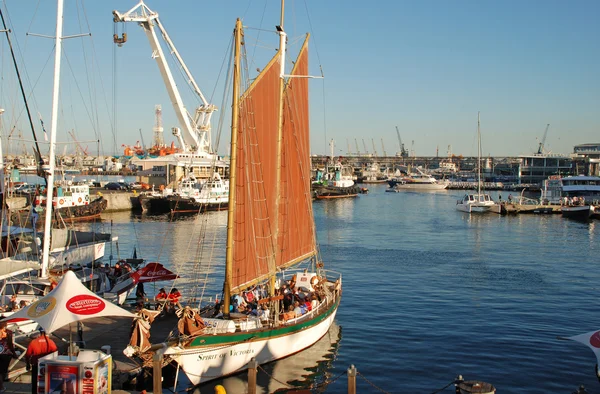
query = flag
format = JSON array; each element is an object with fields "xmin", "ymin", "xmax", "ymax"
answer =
[{"xmin": 38, "ymin": 112, "xmax": 48, "ymax": 141}]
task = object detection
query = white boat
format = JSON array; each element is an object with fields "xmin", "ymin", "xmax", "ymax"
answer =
[
  {"xmin": 387, "ymin": 168, "xmax": 449, "ymax": 191},
  {"xmin": 116, "ymin": 0, "xmax": 341, "ymax": 386},
  {"xmin": 456, "ymin": 113, "xmax": 496, "ymax": 213}
]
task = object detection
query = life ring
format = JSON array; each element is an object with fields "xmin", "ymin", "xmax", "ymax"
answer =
[
  {"xmin": 59, "ymin": 199, "xmax": 64, "ymax": 205},
  {"xmin": 78, "ymin": 197, "xmax": 82, "ymax": 203},
  {"xmin": 310, "ymin": 276, "xmax": 320, "ymax": 286}
]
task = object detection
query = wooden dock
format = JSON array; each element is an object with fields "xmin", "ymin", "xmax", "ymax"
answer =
[{"xmin": 498, "ymin": 202, "xmax": 561, "ymax": 215}]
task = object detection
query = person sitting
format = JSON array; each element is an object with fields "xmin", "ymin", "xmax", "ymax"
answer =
[
  {"xmin": 155, "ymin": 288, "xmax": 168, "ymax": 311},
  {"xmin": 281, "ymin": 305, "xmax": 296, "ymax": 322},
  {"xmin": 258, "ymin": 304, "xmax": 270, "ymax": 322},
  {"xmin": 310, "ymin": 295, "xmax": 319, "ymax": 311},
  {"xmin": 168, "ymin": 288, "xmax": 182, "ymax": 310},
  {"xmin": 293, "ymin": 301, "xmax": 302, "ymax": 317}
]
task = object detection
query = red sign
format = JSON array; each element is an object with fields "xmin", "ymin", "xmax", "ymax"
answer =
[
  {"xmin": 590, "ymin": 331, "xmax": 600, "ymax": 348},
  {"xmin": 46, "ymin": 364, "xmax": 79, "ymax": 394},
  {"xmin": 66, "ymin": 295, "xmax": 106, "ymax": 315}
]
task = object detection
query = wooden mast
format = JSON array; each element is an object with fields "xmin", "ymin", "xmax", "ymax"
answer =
[
  {"xmin": 223, "ymin": 18, "xmax": 243, "ymax": 318},
  {"xmin": 270, "ymin": 0, "xmax": 287, "ymax": 297}
]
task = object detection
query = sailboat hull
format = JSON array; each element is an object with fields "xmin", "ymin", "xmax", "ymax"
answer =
[{"xmin": 167, "ymin": 297, "xmax": 340, "ymax": 386}]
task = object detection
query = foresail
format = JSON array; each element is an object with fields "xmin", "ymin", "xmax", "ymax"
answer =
[
  {"xmin": 232, "ymin": 51, "xmax": 282, "ymax": 291},
  {"xmin": 278, "ymin": 36, "xmax": 316, "ymax": 269}
]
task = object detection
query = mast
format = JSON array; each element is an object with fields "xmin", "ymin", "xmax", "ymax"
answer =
[
  {"xmin": 270, "ymin": 0, "xmax": 287, "ymax": 296},
  {"xmin": 0, "ymin": 8, "xmax": 45, "ymax": 182},
  {"xmin": 41, "ymin": 0, "xmax": 65, "ymax": 278},
  {"xmin": 223, "ymin": 18, "xmax": 243, "ymax": 318},
  {"xmin": 477, "ymin": 111, "xmax": 481, "ymax": 199}
]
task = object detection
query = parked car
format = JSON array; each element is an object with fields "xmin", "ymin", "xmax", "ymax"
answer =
[
  {"xmin": 13, "ymin": 183, "xmax": 38, "ymax": 194},
  {"xmin": 104, "ymin": 182, "xmax": 128, "ymax": 191}
]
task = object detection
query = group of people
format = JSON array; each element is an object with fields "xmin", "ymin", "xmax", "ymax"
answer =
[
  {"xmin": 155, "ymin": 287, "xmax": 182, "ymax": 313},
  {"xmin": 0, "ymin": 295, "xmax": 28, "ymax": 313},
  {"xmin": 223, "ymin": 278, "xmax": 323, "ymax": 323},
  {"xmin": 279, "ymin": 283, "xmax": 320, "ymax": 322}
]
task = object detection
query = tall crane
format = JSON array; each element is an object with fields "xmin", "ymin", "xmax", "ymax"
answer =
[
  {"xmin": 113, "ymin": 1, "xmax": 217, "ymax": 155},
  {"xmin": 380, "ymin": 138, "xmax": 386, "ymax": 157},
  {"xmin": 371, "ymin": 138, "xmax": 378, "ymax": 157},
  {"xmin": 354, "ymin": 138, "xmax": 360, "ymax": 156},
  {"xmin": 362, "ymin": 139, "xmax": 369, "ymax": 155},
  {"xmin": 395, "ymin": 126, "xmax": 408, "ymax": 157},
  {"xmin": 537, "ymin": 124, "xmax": 550, "ymax": 154}
]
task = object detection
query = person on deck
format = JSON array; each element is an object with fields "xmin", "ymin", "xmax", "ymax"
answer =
[
  {"xmin": 0, "ymin": 321, "xmax": 16, "ymax": 393},
  {"xmin": 26, "ymin": 328, "xmax": 57, "ymax": 394},
  {"xmin": 168, "ymin": 288, "xmax": 182, "ymax": 310}
]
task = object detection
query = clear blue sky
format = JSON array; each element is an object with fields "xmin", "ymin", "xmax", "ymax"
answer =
[{"xmin": 0, "ymin": 0, "xmax": 598, "ymax": 157}]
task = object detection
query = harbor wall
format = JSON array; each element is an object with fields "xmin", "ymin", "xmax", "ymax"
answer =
[
  {"xmin": 6, "ymin": 196, "xmax": 28, "ymax": 210},
  {"xmin": 99, "ymin": 190, "xmax": 140, "ymax": 212}
]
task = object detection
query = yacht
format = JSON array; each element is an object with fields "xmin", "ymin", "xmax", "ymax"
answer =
[
  {"xmin": 456, "ymin": 113, "xmax": 496, "ymax": 213},
  {"xmin": 387, "ymin": 168, "xmax": 449, "ymax": 191}
]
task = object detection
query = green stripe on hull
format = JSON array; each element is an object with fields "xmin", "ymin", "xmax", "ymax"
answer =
[{"xmin": 189, "ymin": 296, "xmax": 341, "ymax": 347}]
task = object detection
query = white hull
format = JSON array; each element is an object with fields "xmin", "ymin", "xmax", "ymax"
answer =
[
  {"xmin": 388, "ymin": 182, "xmax": 448, "ymax": 191},
  {"xmin": 168, "ymin": 303, "xmax": 338, "ymax": 386},
  {"xmin": 456, "ymin": 203, "xmax": 495, "ymax": 213}
]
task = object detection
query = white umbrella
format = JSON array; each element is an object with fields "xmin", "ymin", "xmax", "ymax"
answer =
[{"xmin": 3, "ymin": 270, "xmax": 135, "ymax": 334}]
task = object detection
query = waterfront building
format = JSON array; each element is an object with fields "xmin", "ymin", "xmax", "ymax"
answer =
[
  {"xmin": 131, "ymin": 154, "xmax": 229, "ymax": 189},
  {"xmin": 516, "ymin": 153, "xmax": 572, "ymax": 185},
  {"xmin": 571, "ymin": 143, "xmax": 600, "ymax": 177}
]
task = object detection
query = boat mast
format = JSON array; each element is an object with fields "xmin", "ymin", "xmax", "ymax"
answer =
[
  {"xmin": 40, "ymin": 0, "xmax": 65, "ymax": 278},
  {"xmin": 223, "ymin": 18, "xmax": 243, "ymax": 318},
  {"xmin": 0, "ymin": 9, "xmax": 46, "ymax": 182},
  {"xmin": 270, "ymin": 0, "xmax": 287, "ymax": 296},
  {"xmin": 477, "ymin": 111, "xmax": 481, "ymax": 199}
]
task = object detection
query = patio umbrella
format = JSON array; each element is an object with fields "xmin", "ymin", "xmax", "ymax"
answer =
[{"xmin": 2, "ymin": 270, "xmax": 135, "ymax": 334}]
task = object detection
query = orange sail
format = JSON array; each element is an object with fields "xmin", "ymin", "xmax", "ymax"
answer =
[
  {"xmin": 231, "ymin": 52, "xmax": 282, "ymax": 291},
  {"xmin": 277, "ymin": 37, "xmax": 315, "ymax": 269}
]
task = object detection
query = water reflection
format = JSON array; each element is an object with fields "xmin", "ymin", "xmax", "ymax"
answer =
[{"xmin": 190, "ymin": 322, "xmax": 342, "ymax": 393}]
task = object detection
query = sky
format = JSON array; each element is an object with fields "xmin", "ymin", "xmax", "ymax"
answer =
[{"xmin": 0, "ymin": 0, "xmax": 598, "ymax": 158}]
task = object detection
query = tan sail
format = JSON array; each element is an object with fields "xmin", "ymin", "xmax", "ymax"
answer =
[
  {"xmin": 278, "ymin": 36, "xmax": 316, "ymax": 269},
  {"xmin": 232, "ymin": 52, "xmax": 282, "ymax": 291}
]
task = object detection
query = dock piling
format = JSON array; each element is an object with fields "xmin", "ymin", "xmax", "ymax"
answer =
[
  {"xmin": 247, "ymin": 358, "xmax": 257, "ymax": 394},
  {"xmin": 347, "ymin": 364, "xmax": 356, "ymax": 394}
]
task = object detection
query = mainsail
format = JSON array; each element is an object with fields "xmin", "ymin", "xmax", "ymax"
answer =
[
  {"xmin": 232, "ymin": 52, "xmax": 282, "ymax": 291},
  {"xmin": 278, "ymin": 37, "xmax": 316, "ymax": 269}
]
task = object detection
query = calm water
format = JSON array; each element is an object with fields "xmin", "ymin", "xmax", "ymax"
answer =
[{"xmin": 79, "ymin": 184, "xmax": 600, "ymax": 393}]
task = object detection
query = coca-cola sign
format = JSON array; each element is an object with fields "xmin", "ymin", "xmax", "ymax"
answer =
[{"xmin": 66, "ymin": 295, "xmax": 106, "ymax": 315}]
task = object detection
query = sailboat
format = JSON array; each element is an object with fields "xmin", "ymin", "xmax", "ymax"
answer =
[
  {"xmin": 456, "ymin": 112, "xmax": 496, "ymax": 213},
  {"xmin": 125, "ymin": 2, "xmax": 342, "ymax": 387}
]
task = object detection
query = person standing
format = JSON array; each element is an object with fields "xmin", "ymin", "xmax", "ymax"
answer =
[
  {"xmin": 26, "ymin": 328, "xmax": 58, "ymax": 394},
  {"xmin": 0, "ymin": 322, "xmax": 16, "ymax": 393}
]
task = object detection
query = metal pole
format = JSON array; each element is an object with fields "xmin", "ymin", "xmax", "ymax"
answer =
[
  {"xmin": 347, "ymin": 364, "xmax": 356, "ymax": 394},
  {"xmin": 247, "ymin": 358, "xmax": 257, "ymax": 394}
]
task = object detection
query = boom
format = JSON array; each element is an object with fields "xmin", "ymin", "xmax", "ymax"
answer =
[
  {"xmin": 112, "ymin": 1, "xmax": 217, "ymax": 155},
  {"xmin": 537, "ymin": 124, "xmax": 550, "ymax": 154},
  {"xmin": 395, "ymin": 126, "xmax": 408, "ymax": 157}
]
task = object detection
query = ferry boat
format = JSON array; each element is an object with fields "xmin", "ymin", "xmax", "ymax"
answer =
[{"xmin": 542, "ymin": 175, "xmax": 600, "ymax": 205}]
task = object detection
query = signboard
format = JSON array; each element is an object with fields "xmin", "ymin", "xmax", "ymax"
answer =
[{"xmin": 46, "ymin": 364, "xmax": 79, "ymax": 394}]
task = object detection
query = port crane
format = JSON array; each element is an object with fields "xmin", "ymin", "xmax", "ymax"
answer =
[
  {"xmin": 354, "ymin": 138, "xmax": 360, "ymax": 156},
  {"xmin": 537, "ymin": 124, "xmax": 550, "ymax": 154},
  {"xmin": 395, "ymin": 126, "xmax": 408, "ymax": 157},
  {"xmin": 112, "ymin": 1, "xmax": 217, "ymax": 155},
  {"xmin": 380, "ymin": 138, "xmax": 386, "ymax": 157},
  {"xmin": 371, "ymin": 138, "xmax": 378, "ymax": 157}
]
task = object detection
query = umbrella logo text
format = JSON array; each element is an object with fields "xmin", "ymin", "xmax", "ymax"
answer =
[{"xmin": 67, "ymin": 295, "xmax": 106, "ymax": 315}]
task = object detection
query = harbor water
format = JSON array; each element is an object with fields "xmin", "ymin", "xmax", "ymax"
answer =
[{"xmin": 77, "ymin": 184, "xmax": 599, "ymax": 393}]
